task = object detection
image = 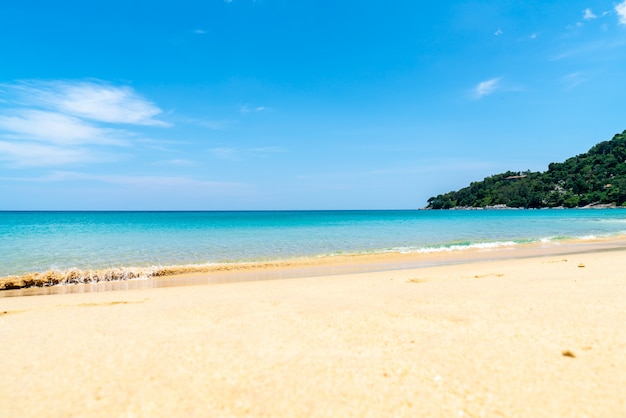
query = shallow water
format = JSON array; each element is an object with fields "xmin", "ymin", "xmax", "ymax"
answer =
[{"xmin": 2, "ymin": 209, "xmax": 626, "ymax": 278}]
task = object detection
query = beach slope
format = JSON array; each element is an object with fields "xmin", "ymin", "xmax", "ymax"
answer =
[{"xmin": 2, "ymin": 250, "xmax": 626, "ymax": 417}]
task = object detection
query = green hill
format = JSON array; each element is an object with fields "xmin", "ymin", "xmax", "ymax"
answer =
[{"xmin": 426, "ymin": 130, "xmax": 626, "ymax": 209}]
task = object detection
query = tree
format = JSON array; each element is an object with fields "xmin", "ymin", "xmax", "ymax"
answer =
[{"xmin": 426, "ymin": 130, "xmax": 626, "ymax": 209}]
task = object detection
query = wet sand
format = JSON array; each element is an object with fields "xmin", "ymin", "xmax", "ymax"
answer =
[
  {"xmin": 3, "ymin": 236, "xmax": 626, "ymax": 296},
  {"xmin": 2, "ymin": 246, "xmax": 626, "ymax": 417}
]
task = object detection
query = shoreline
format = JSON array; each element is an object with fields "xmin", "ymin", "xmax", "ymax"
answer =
[
  {"xmin": 2, "ymin": 239, "xmax": 626, "ymax": 416},
  {"xmin": 3, "ymin": 234, "xmax": 626, "ymax": 297}
]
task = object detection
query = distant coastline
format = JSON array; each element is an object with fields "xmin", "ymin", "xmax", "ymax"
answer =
[
  {"xmin": 427, "ymin": 131, "xmax": 626, "ymax": 210},
  {"xmin": 423, "ymin": 203, "xmax": 623, "ymax": 210}
]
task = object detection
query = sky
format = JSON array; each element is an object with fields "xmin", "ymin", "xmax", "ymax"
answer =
[{"xmin": 1, "ymin": 0, "xmax": 626, "ymax": 210}]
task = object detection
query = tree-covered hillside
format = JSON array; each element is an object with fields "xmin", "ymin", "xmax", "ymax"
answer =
[{"xmin": 427, "ymin": 130, "xmax": 626, "ymax": 209}]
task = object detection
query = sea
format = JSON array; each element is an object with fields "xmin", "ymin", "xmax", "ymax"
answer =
[{"xmin": 2, "ymin": 209, "xmax": 626, "ymax": 279}]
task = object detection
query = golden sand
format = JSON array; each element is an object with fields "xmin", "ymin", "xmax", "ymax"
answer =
[{"xmin": 1, "ymin": 245, "xmax": 626, "ymax": 417}]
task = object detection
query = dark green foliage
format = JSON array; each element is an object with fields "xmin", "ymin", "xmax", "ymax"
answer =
[{"xmin": 426, "ymin": 131, "xmax": 626, "ymax": 209}]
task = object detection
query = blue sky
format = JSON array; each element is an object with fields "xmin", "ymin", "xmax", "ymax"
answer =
[{"xmin": 1, "ymin": 0, "xmax": 626, "ymax": 210}]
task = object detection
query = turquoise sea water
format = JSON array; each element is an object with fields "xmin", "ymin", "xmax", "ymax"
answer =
[{"xmin": 2, "ymin": 209, "xmax": 626, "ymax": 278}]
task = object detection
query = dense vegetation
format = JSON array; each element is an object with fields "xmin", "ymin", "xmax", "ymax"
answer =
[{"xmin": 427, "ymin": 130, "xmax": 626, "ymax": 209}]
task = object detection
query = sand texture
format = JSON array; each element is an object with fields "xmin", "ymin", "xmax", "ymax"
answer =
[{"xmin": 2, "ymin": 249, "xmax": 626, "ymax": 417}]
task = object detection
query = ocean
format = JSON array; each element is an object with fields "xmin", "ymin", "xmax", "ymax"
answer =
[{"xmin": 2, "ymin": 209, "xmax": 626, "ymax": 279}]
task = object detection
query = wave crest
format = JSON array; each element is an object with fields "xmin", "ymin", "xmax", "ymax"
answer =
[
  {"xmin": 0, "ymin": 262, "xmax": 298, "ymax": 290},
  {"xmin": 0, "ymin": 267, "xmax": 162, "ymax": 290}
]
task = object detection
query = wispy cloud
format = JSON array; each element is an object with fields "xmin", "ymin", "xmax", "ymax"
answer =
[
  {"xmin": 78, "ymin": 173, "xmax": 246, "ymax": 190},
  {"xmin": 473, "ymin": 77, "xmax": 502, "ymax": 99},
  {"xmin": 617, "ymin": 1, "xmax": 626, "ymax": 24},
  {"xmin": 551, "ymin": 39, "xmax": 626, "ymax": 60},
  {"xmin": 0, "ymin": 110, "xmax": 130, "ymax": 146},
  {"xmin": 494, "ymin": 28, "xmax": 503, "ymax": 36},
  {"xmin": 194, "ymin": 29, "xmax": 206, "ymax": 34},
  {"xmin": 0, "ymin": 79, "xmax": 169, "ymax": 167},
  {"xmin": 562, "ymin": 72, "xmax": 587, "ymax": 89},
  {"xmin": 3, "ymin": 80, "xmax": 168, "ymax": 126},
  {"xmin": 209, "ymin": 147, "xmax": 240, "ymax": 160},
  {"xmin": 7, "ymin": 170, "xmax": 252, "ymax": 194},
  {"xmin": 583, "ymin": 8, "xmax": 597, "ymax": 20},
  {"xmin": 0, "ymin": 141, "xmax": 103, "ymax": 167},
  {"xmin": 240, "ymin": 104, "xmax": 267, "ymax": 113}
]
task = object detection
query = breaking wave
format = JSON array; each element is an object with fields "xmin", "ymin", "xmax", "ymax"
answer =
[{"xmin": 0, "ymin": 261, "xmax": 310, "ymax": 290}]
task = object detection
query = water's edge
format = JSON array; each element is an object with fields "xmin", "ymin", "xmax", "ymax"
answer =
[{"xmin": 3, "ymin": 236, "xmax": 625, "ymax": 298}]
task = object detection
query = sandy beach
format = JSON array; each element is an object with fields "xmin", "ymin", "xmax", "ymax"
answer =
[{"xmin": 2, "ymin": 246, "xmax": 626, "ymax": 417}]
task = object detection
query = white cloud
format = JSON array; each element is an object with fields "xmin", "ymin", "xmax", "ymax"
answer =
[
  {"xmin": 194, "ymin": 29, "xmax": 206, "ymax": 34},
  {"xmin": 0, "ymin": 110, "xmax": 129, "ymax": 146},
  {"xmin": 583, "ymin": 8, "xmax": 597, "ymax": 20},
  {"xmin": 616, "ymin": 1, "xmax": 626, "ymax": 24},
  {"xmin": 0, "ymin": 79, "xmax": 170, "ymax": 169},
  {"xmin": 0, "ymin": 141, "xmax": 97, "ymax": 167},
  {"xmin": 4, "ymin": 80, "xmax": 168, "ymax": 126},
  {"xmin": 473, "ymin": 77, "xmax": 502, "ymax": 99},
  {"xmin": 494, "ymin": 28, "xmax": 503, "ymax": 36}
]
